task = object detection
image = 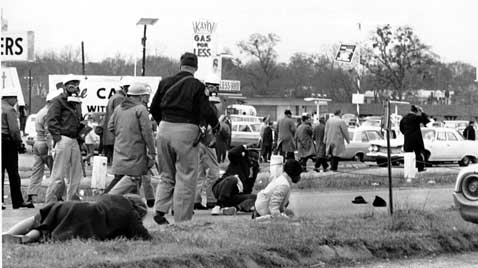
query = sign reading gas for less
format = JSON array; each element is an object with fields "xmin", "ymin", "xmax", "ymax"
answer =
[{"xmin": 1, "ymin": 31, "xmax": 35, "ymax": 61}]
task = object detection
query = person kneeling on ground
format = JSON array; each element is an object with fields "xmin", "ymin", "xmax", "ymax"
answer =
[
  {"xmin": 2, "ymin": 194, "xmax": 151, "ymax": 244},
  {"xmin": 211, "ymin": 145, "xmax": 260, "ymax": 215},
  {"xmin": 253, "ymin": 159, "xmax": 302, "ymax": 220}
]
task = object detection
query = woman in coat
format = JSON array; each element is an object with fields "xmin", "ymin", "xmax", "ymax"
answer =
[{"xmin": 2, "ymin": 194, "xmax": 151, "ymax": 243}]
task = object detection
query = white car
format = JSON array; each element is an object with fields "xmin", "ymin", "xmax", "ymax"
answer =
[
  {"xmin": 341, "ymin": 127, "xmax": 384, "ymax": 161},
  {"xmin": 453, "ymin": 164, "xmax": 478, "ymax": 223},
  {"xmin": 230, "ymin": 122, "xmax": 262, "ymax": 148},
  {"xmin": 368, "ymin": 127, "xmax": 478, "ymax": 167}
]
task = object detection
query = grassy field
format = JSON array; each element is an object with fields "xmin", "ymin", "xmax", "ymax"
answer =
[{"xmin": 3, "ymin": 207, "xmax": 477, "ymax": 268}]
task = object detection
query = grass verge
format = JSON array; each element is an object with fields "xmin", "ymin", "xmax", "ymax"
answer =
[{"xmin": 3, "ymin": 208, "xmax": 477, "ymax": 268}]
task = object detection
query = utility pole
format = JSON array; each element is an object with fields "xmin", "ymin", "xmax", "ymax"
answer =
[
  {"xmin": 137, "ymin": 18, "xmax": 158, "ymax": 77},
  {"xmin": 141, "ymin": 24, "xmax": 147, "ymax": 76},
  {"xmin": 81, "ymin": 41, "xmax": 86, "ymax": 76},
  {"xmin": 385, "ymin": 99, "xmax": 393, "ymax": 215},
  {"xmin": 28, "ymin": 69, "xmax": 32, "ymax": 113}
]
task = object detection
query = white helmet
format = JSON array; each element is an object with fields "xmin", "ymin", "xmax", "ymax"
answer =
[
  {"xmin": 1, "ymin": 88, "xmax": 18, "ymax": 98},
  {"xmin": 127, "ymin": 82, "xmax": 152, "ymax": 96},
  {"xmin": 119, "ymin": 76, "xmax": 135, "ymax": 88},
  {"xmin": 46, "ymin": 90, "xmax": 62, "ymax": 101},
  {"xmin": 62, "ymin": 74, "xmax": 80, "ymax": 86}
]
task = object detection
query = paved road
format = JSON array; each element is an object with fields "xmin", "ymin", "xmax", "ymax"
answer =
[
  {"xmin": 2, "ymin": 186, "xmax": 456, "ymax": 231},
  {"xmin": 345, "ymin": 252, "xmax": 478, "ymax": 268}
]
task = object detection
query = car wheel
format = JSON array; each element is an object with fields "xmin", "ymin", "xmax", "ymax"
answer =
[
  {"xmin": 461, "ymin": 175, "xmax": 478, "ymax": 201},
  {"xmin": 353, "ymin": 153, "xmax": 364, "ymax": 162},
  {"xmin": 459, "ymin": 156, "xmax": 472, "ymax": 167}
]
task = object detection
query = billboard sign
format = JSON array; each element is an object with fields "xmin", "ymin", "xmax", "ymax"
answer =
[
  {"xmin": 1, "ymin": 31, "xmax": 35, "ymax": 61},
  {"xmin": 335, "ymin": 44, "xmax": 356, "ymax": 63}
]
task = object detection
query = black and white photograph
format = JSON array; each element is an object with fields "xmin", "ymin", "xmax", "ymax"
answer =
[{"xmin": 1, "ymin": 0, "xmax": 478, "ymax": 267}]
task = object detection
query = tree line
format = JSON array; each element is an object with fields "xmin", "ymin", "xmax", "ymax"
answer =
[{"xmin": 7, "ymin": 24, "xmax": 478, "ymax": 113}]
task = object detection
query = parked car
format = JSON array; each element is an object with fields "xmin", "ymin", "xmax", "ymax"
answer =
[
  {"xmin": 453, "ymin": 164, "xmax": 478, "ymax": 224},
  {"xmin": 444, "ymin": 120, "xmax": 469, "ymax": 133},
  {"xmin": 230, "ymin": 121, "xmax": 262, "ymax": 148},
  {"xmin": 367, "ymin": 127, "xmax": 478, "ymax": 167},
  {"xmin": 24, "ymin": 114, "xmax": 37, "ymax": 146},
  {"xmin": 340, "ymin": 127, "xmax": 384, "ymax": 161}
]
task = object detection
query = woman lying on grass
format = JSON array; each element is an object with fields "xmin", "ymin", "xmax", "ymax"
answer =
[
  {"xmin": 2, "ymin": 194, "xmax": 151, "ymax": 244},
  {"xmin": 253, "ymin": 159, "xmax": 302, "ymax": 220}
]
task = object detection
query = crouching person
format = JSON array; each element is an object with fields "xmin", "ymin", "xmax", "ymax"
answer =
[
  {"xmin": 211, "ymin": 145, "xmax": 260, "ymax": 215},
  {"xmin": 253, "ymin": 159, "xmax": 302, "ymax": 220},
  {"xmin": 2, "ymin": 194, "xmax": 151, "ymax": 243}
]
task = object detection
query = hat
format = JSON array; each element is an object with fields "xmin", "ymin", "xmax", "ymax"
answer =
[
  {"xmin": 127, "ymin": 82, "xmax": 152, "ymax": 96},
  {"xmin": 352, "ymin": 196, "xmax": 367, "ymax": 204},
  {"xmin": 62, "ymin": 74, "xmax": 80, "ymax": 86},
  {"xmin": 1, "ymin": 88, "xmax": 18, "ymax": 98},
  {"xmin": 372, "ymin": 196, "xmax": 387, "ymax": 207},
  {"xmin": 283, "ymin": 159, "xmax": 302, "ymax": 181},
  {"xmin": 119, "ymin": 76, "xmax": 135, "ymax": 88},
  {"xmin": 46, "ymin": 90, "xmax": 62, "ymax": 101},
  {"xmin": 284, "ymin": 109, "xmax": 292, "ymax": 115},
  {"xmin": 180, "ymin": 52, "xmax": 198, "ymax": 68}
]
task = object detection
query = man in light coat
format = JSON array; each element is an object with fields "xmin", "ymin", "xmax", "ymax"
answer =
[
  {"xmin": 277, "ymin": 110, "xmax": 296, "ymax": 160},
  {"xmin": 295, "ymin": 115, "xmax": 315, "ymax": 171},
  {"xmin": 107, "ymin": 83, "xmax": 156, "ymax": 195},
  {"xmin": 324, "ymin": 110, "xmax": 350, "ymax": 171}
]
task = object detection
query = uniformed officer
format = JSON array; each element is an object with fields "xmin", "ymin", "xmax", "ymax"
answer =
[
  {"xmin": 1, "ymin": 88, "xmax": 33, "ymax": 209},
  {"xmin": 45, "ymin": 75, "xmax": 84, "ymax": 203},
  {"xmin": 26, "ymin": 90, "xmax": 61, "ymax": 204},
  {"xmin": 150, "ymin": 52, "xmax": 219, "ymax": 224}
]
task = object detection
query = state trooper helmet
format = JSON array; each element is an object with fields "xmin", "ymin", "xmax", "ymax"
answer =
[
  {"xmin": 1, "ymin": 87, "xmax": 18, "ymax": 98},
  {"xmin": 62, "ymin": 74, "xmax": 80, "ymax": 86},
  {"xmin": 119, "ymin": 76, "xmax": 135, "ymax": 89},
  {"xmin": 127, "ymin": 82, "xmax": 152, "ymax": 96}
]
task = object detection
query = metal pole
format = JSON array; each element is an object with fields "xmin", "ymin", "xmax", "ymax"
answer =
[
  {"xmin": 28, "ymin": 69, "xmax": 32, "ymax": 113},
  {"xmin": 142, "ymin": 24, "xmax": 147, "ymax": 76},
  {"xmin": 386, "ymin": 99, "xmax": 393, "ymax": 215},
  {"xmin": 81, "ymin": 41, "xmax": 85, "ymax": 75}
]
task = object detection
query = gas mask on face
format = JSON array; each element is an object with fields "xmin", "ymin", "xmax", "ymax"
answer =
[{"xmin": 65, "ymin": 83, "xmax": 82, "ymax": 103}]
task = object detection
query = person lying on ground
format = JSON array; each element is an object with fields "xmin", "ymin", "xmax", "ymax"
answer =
[
  {"xmin": 211, "ymin": 145, "xmax": 260, "ymax": 215},
  {"xmin": 2, "ymin": 194, "xmax": 151, "ymax": 244},
  {"xmin": 252, "ymin": 159, "xmax": 302, "ymax": 220}
]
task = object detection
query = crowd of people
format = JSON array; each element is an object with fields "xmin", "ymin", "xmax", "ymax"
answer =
[{"xmin": 2, "ymin": 52, "xmax": 304, "ymax": 244}]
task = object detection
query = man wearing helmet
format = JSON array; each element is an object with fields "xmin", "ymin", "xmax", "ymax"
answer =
[
  {"xmin": 25, "ymin": 90, "xmax": 61, "ymax": 205},
  {"xmin": 45, "ymin": 76, "xmax": 84, "ymax": 203},
  {"xmin": 2, "ymin": 88, "xmax": 32, "ymax": 209},
  {"xmin": 107, "ymin": 83, "xmax": 156, "ymax": 196}
]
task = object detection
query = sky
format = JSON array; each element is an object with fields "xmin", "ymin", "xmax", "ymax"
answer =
[{"xmin": 2, "ymin": 0, "xmax": 478, "ymax": 67}]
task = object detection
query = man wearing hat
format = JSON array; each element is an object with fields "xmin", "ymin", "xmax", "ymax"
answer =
[
  {"xmin": 25, "ymin": 90, "xmax": 61, "ymax": 205},
  {"xmin": 150, "ymin": 52, "xmax": 219, "ymax": 224},
  {"xmin": 399, "ymin": 105, "xmax": 430, "ymax": 172},
  {"xmin": 2, "ymin": 88, "xmax": 32, "ymax": 209},
  {"xmin": 102, "ymin": 77, "xmax": 131, "ymax": 166},
  {"xmin": 45, "ymin": 76, "xmax": 84, "ymax": 203},
  {"xmin": 276, "ymin": 109, "xmax": 296, "ymax": 160},
  {"xmin": 107, "ymin": 83, "xmax": 156, "ymax": 196}
]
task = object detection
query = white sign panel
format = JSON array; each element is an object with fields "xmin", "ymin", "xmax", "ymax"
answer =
[
  {"xmin": 352, "ymin": 93, "xmax": 365, "ymax": 104},
  {"xmin": 192, "ymin": 19, "xmax": 221, "ymax": 83},
  {"xmin": 335, "ymin": 44, "xmax": 356, "ymax": 63},
  {"xmin": 219, "ymin": 80, "xmax": 240, "ymax": 93},
  {"xmin": 48, "ymin": 75, "xmax": 161, "ymax": 115},
  {"xmin": 0, "ymin": 67, "xmax": 26, "ymax": 106},
  {"xmin": 1, "ymin": 31, "xmax": 35, "ymax": 61}
]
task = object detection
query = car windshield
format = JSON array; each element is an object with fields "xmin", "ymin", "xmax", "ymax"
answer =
[{"xmin": 362, "ymin": 120, "xmax": 381, "ymax": 127}]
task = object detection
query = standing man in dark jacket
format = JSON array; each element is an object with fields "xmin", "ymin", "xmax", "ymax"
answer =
[
  {"xmin": 2, "ymin": 88, "xmax": 32, "ymax": 209},
  {"xmin": 102, "ymin": 77, "xmax": 130, "ymax": 165},
  {"xmin": 313, "ymin": 117, "xmax": 328, "ymax": 171},
  {"xmin": 261, "ymin": 121, "xmax": 274, "ymax": 162},
  {"xmin": 399, "ymin": 105, "xmax": 430, "ymax": 172},
  {"xmin": 215, "ymin": 115, "xmax": 230, "ymax": 163},
  {"xmin": 296, "ymin": 115, "xmax": 315, "ymax": 171},
  {"xmin": 45, "ymin": 76, "xmax": 84, "ymax": 203},
  {"xmin": 277, "ymin": 110, "xmax": 296, "ymax": 160},
  {"xmin": 463, "ymin": 121, "xmax": 476, "ymax": 141},
  {"xmin": 150, "ymin": 52, "xmax": 219, "ymax": 224}
]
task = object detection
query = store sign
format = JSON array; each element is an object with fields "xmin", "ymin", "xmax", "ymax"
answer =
[
  {"xmin": 1, "ymin": 31, "xmax": 35, "ymax": 61},
  {"xmin": 335, "ymin": 44, "xmax": 356, "ymax": 63},
  {"xmin": 219, "ymin": 80, "xmax": 240, "ymax": 93}
]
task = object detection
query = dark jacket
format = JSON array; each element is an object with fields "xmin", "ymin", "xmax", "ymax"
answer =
[
  {"xmin": 399, "ymin": 112, "xmax": 430, "ymax": 152},
  {"xmin": 46, "ymin": 93, "xmax": 83, "ymax": 142},
  {"xmin": 32, "ymin": 195, "xmax": 151, "ymax": 241},
  {"xmin": 1, "ymin": 100, "xmax": 22, "ymax": 144},
  {"xmin": 463, "ymin": 126, "xmax": 476, "ymax": 141},
  {"xmin": 150, "ymin": 71, "xmax": 218, "ymax": 128},
  {"xmin": 262, "ymin": 126, "xmax": 273, "ymax": 146},
  {"xmin": 313, "ymin": 123, "xmax": 326, "ymax": 157},
  {"xmin": 103, "ymin": 90, "xmax": 126, "ymax": 146}
]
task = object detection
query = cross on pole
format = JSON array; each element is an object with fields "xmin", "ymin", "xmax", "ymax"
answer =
[{"xmin": 1, "ymin": 72, "xmax": 7, "ymax": 88}]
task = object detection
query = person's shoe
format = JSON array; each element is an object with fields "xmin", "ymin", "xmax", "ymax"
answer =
[
  {"xmin": 211, "ymin": 205, "xmax": 221, "ymax": 215},
  {"xmin": 2, "ymin": 234, "xmax": 27, "ymax": 244},
  {"xmin": 194, "ymin": 203, "xmax": 208, "ymax": 210},
  {"xmin": 13, "ymin": 201, "xmax": 35, "ymax": 209},
  {"xmin": 153, "ymin": 214, "xmax": 169, "ymax": 225},
  {"xmin": 146, "ymin": 199, "xmax": 155, "ymax": 208},
  {"xmin": 222, "ymin": 207, "xmax": 237, "ymax": 216}
]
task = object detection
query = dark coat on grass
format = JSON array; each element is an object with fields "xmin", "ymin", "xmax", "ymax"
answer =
[{"xmin": 32, "ymin": 195, "xmax": 151, "ymax": 241}]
